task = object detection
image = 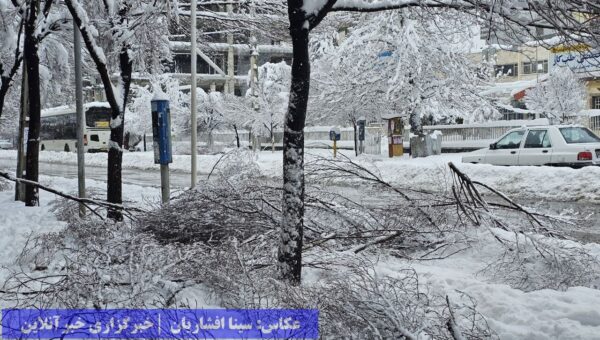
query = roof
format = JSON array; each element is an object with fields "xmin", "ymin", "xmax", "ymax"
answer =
[
  {"xmin": 381, "ymin": 113, "xmax": 405, "ymax": 119},
  {"xmin": 41, "ymin": 102, "xmax": 111, "ymax": 117}
]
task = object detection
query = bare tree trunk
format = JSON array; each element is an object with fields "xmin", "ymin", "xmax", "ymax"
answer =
[
  {"xmin": 352, "ymin": 118, "xmax": 358, "ymax": 157},
  {"xmin": 233, "ymin": 124, "xmax": 240, "ymax": 148},
  {"xmin": 271, "ymin": 123, "xmax": 275, "ymax": 152},
  {"xmin": 106, "ymin": 46, "xmax": 132, "ymax": 220},
  {"xmin": 23, "ymin": 0, "xmax": 40, "ymax": 207},
  {"xmin": 278, "ymin": 6, "xmax": 310, "ymax": 285}
]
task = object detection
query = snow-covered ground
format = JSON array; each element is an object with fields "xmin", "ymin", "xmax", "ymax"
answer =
[
  {"xmin": 0, "ymin": 176, "xmax": 161, "ymax": 307},
  {"xmin": 1, "ymin": 151, "xmax": 600, "ymax": 339},
  {"xmin": 377, "ymin": 241, "xmax": 600, "ymax": 340}
]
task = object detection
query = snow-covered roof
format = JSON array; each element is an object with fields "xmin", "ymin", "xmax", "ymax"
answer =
[
  {"xmin": 381, "ymin": 113, "xmax": 405, "ymax": 119},
  {"xmin": 41, "ymin": 102, "xmax": 111, "ymax": 117},
  {"xmin": 496, "ymin": 103, "xmax": 538, "ymax": 115},
  {"xmin": 480, "ymin": 77, "xmax": 548, "ymax": 97},
  {"xmin": 41, "ymin": 105, "xmax": 72, "ymax": 117}
]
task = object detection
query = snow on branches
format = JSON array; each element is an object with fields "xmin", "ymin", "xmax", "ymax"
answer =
[
  {"xmin": 525, "ymin": 67, "xmax": 587, "ymax": 123},
  {"xmin": 312, "ymin": 10, "xmax": 493, "ymax": 132},
  {"xmin": 247, "ymin": 61, "xmax": 291, "ymax": 139}
]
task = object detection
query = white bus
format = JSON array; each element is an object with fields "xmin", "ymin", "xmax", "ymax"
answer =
[{"xmin": 40, "ymin": 102, "xmax": 112, "ymax": 152}]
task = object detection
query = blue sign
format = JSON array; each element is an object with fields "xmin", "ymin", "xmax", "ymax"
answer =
[
  {"xmin": 151, "ymin": 99, "xmax": 172, "ymax": 165},
  {"xmin": 552, "ymin": 49, "xmax": 600, "ymax": 73},
  {"xmin": 2, "ymin": 309, "xmax": 319, "ymax": 339},
  {"xmin": 329, "ymin": 128, "xmax": 341, "ymax": 141}
]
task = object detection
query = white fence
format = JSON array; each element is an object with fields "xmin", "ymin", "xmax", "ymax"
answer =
[
  {"xmin": 168, "ymin": 119, "xmax": 556, "ymax": 154},
  {"xmin": 179, "ymin": 126, "xmax": 385, "ymax": 154}
]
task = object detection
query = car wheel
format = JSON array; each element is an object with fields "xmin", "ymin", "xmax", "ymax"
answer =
[{"xmin": 64, "ymin": 144, "xmax": 70, "ymax": 152}]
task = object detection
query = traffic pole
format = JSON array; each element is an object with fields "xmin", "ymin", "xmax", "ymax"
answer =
[
  {"xmin": 152, "ymin": 96, "xmax": 172, "ymax": 204},
  {"xmin": 333, "ymin": 139, "xmax": 337, "ymax": 158},
  {"xmin": 74, "ymin": 21, "xmax": 86, "ymax": 217},
  {"xmin": 160, "ymin": 164, "xmax": 170, "ymax": 204}
]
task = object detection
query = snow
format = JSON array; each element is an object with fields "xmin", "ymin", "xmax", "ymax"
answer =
[
  {"xmin": 152, "ymin": 90, "xmax": 169, "ymax": 101},
  {"xmin": 302, "ymin": 0, "xmax": 327, "ymax": 16},
  {"xmin": 374, "ymin": 236, "xmax": 600, "ymax": 339},
  {"xmin": 0, "ymin": 175, "xmax": 161, "ymax": 309},
  {"xmin": 2, "ymin": 150, "xmax": 600, "ymax": 338}
]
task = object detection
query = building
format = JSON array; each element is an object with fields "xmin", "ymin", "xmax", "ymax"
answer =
[
  {"xmin": 479, "ymin": 41, "xmax": 600, "ymax": 120},
  {"xmin": 166, "ymin": 1, "xmax": 292, "ymax": 96}
]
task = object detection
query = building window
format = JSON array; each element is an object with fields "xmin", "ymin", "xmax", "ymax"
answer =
[
  {"xmin": 523, "ymin": 60, "xmax": 548, "ymax": 74},
  {"xmin": 523, "ymin": 62, "xmax": 532, "ymax": 74},
  {"xmin": 536, "ymin": 60, "xmax": 548, "ymax": 73},
  {"xmin": 593, "ymin": 96, "xmax": 600, "ymax": 109},
  {"xmin": 495, "ymin": 64, "xmax": 518, "ymax": 77}
]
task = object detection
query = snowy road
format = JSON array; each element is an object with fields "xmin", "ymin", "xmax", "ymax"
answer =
[
  {"xmin": 2, "ymin": 161, "xmax": 197, "ymax": 188},
  {"xmin": 6, "ymin": 160, "xmax": 598, "ymax": 244}
]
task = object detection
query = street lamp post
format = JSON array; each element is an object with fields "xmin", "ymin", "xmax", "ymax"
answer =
[
  {"xmin": 190, "ymin": 0, "xmax": 197, "ymax": 188},
  {"xmin": 74, "ymin": 21, "xmax": 86, "ymax": 216}
]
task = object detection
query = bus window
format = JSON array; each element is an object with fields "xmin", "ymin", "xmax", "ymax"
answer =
[
  {"xmin": 41, "ymin": 113, "xmax": 76, "ymax": 140},
  {"xmin": 86, "ymin": 107, "xmax": 111, "ymax": 128}
]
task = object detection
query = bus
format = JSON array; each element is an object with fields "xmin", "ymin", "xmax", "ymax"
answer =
[{"xmin": 40, "ymin": 102, "xmax": 112, "ymax": 152}]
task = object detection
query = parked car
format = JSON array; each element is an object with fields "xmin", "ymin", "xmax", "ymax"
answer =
[
  {"xmin": 0, "ymin": 139, "xmax": 13, "ymax": 150},
  {"xmin": 462, "ymin": 125, "xmax": 600, "ymax": 167}
]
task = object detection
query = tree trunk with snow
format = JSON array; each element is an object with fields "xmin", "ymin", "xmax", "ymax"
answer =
[
  {"xmin": 23, "ymin": 0, "xmax": 41, "ymax": 207},
  {"xmin": 0, "ymin": 60, "xmax": 22, "ymax": 120},
  {"xmin": 65, "ymin": 0, "xmax": 134, "ymax": 220},
  {"xmin": 278, "ymin": 4, "xmax": 311, "ymax": 285},
  {"xmin": 106, "ymin": 47, "xmax": 132, "ymax": 220}
]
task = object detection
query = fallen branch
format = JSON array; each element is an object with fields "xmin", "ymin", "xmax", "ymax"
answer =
[
  {"xmin": 447, "ymin": 162, "xmax": 560, "ymax": 238},
  {"xmin": 0, "ymin": 171, "xmax": 144, "ymax": 218},
  {"xmin": 446, "ymin": 295, "xmax": 465, "ymax": 340}
]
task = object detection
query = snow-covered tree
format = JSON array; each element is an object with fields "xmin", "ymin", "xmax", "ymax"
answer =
[
  {"xmin": 247, "ymin": 61, "xmax": 291, "ymax": 151},
  {"xmin": 127, "ymin": 75, "xmax": 189, "ymax": 149},
  {"xmin": 278, "ymin": 0, "xmax": 600, "ymax": 284},
  {"xmin": 525, "ymin": 67, "xmax": 586, "ymax": 123},
  {"xmin": 0, "ymin": 0, "xmax": 23, "ymax": 121},
  {"xmin": 64, "ymin": 0, "xmax": 173, "ymax": 219},
  {"xmin": 219, "ymin": 93, "xmax": 250, "ymax": 148},
  {"xmin": 313, "ymin": 11, "xmax": 491, "ymax": 135}
]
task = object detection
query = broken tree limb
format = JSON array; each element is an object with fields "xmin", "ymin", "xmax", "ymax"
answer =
[
  {"xmin": 446, "ymin": 295, "xmax": 465, "ymax": 340},
  {"xmin": 0, "ymin": 171, "xmax": 144, "ymax": 218}
]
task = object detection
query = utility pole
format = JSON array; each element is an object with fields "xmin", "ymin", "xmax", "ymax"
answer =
[
  {"xmin": 15, "ymin": 60, "xmax": 27, "ymax": 202},
  {"xmin": 226, "ymin": 1, "xmax": 235, "ymax": 95},
  {"xmin": 190, "ymin": 0, "xmax": 198, "ymax": 188},
  {"xmin": 74, "ymin": 22, "xmax": 86, "ymax": 217},
  {"xmin": 250, "ymin": 38, "xmax": 260, "ymax": 151}
]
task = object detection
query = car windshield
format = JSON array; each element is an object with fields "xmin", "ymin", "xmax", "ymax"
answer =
[{"xmin": 559, "ymin": 127, "xmax": 600, "ymax": 144}]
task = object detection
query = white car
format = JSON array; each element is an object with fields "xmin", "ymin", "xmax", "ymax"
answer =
[{"xmin": 462, "ymin": 125, "xmax": 600, "ymax": 167}]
